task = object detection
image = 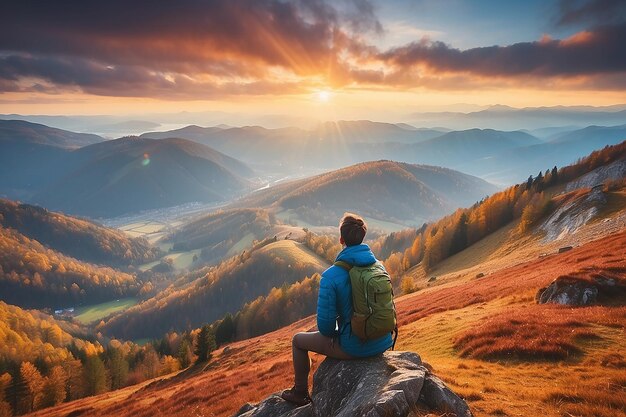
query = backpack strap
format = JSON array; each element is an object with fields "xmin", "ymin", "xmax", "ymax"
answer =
[
  {"xmin": 333, "ymin": 261, "xmax": 352, "ymax": 271},
  {"xmin": 391, "ymin": 326, "xmax": 399, "ymax": 351}
]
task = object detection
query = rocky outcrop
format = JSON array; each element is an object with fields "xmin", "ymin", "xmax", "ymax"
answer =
[
  {"xmin": 540, "ymin": 187, "xmax": 607, "ymax": 242},
  {"xmin": 536, "ymin": 269, "xmax": 626, "ymax": 306},
  {"xmin": 232, "ymin": 351, "xmax": 473, "ymax": 417},
  {"xmin": 565, "ymin": 158, "xmax": 626, "ymax": 192},
  {"xmin": 536, "ymin": 277, "xmax": 599, "ymax": 305}
]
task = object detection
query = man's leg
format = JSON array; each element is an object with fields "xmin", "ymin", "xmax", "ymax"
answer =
[{"xmin": 292, "ymin": 331, "xmax": 352, "ymax": 392}]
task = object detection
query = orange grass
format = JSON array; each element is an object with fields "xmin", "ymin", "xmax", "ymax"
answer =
[
  {"xmin": 453, "ymin": 304, "xmax": 626, "ymax": 360},
  {"xmin": 398, "ymin": 230, "xmax": 626, "ymax": 327}
]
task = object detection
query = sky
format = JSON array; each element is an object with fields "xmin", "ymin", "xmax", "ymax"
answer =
[{"xmin": 1, "ymin": 0, "xmax": 625, "ymax": 120}]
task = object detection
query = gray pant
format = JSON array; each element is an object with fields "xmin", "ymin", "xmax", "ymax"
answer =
[{"xmin": 292, "ymin": 331, "xmax": 353, "ymax": 391}]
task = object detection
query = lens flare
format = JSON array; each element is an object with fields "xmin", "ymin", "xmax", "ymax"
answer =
[{"xmin": 142, "ymin": 153, "xmax": 150, "ymax": 166}]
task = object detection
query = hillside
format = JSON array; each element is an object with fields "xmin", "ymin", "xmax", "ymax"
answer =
[
  {"xmin": 232, "ymin": 160, "xmax": 497, "ymax": 228},
  {"xmin": 0, "ymin": 199, "xmax": 160, "ymax": 267},
  {"xmin": 0, "ymin": 225, "xmax": 141, "ymax": 309},
  {"xmin": 32, "ymin": 137, "xmax": 254, "ymax": 218},
  {"xmin": 165, "ymin": 208, "xmax": 276, "ymax": 255},
  {"xmin": 99, "ymin": 239, "xmax": 330, "ymax": 340},
  {"xmin": 30, "ymin": 226, "xmax": 626, "ymax": 417}
]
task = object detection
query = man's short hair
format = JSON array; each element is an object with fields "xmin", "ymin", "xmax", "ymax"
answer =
[{"xmin": 340, "ymin": 213, "xmax": 367, "ymax": 246}]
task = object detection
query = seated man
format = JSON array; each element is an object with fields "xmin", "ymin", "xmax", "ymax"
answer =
[{"xmin": 281, "ymin": 213, "xmax": 394, "ymax": 405}]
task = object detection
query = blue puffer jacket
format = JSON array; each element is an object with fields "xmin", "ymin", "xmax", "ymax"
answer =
[{"xmin": 316, "ymin": 243, "xmax": 394, "ymax": 357}]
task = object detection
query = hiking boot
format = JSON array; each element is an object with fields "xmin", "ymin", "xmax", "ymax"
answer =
[{"xmin": 280, "ymin": 386, "xmax": 311, "ymax": 406}]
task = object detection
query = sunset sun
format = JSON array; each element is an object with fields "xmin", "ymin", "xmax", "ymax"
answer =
[{"xmin": 316, "ymin": 90, "xmax": 332, "ymax": 102}]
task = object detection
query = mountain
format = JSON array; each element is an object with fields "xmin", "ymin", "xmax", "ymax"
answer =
[
  {"xmin": 141, "ymin": 121, "xmax": 448, "ymax": 171},
  {"xmin": 454, "ymin": 125, "xmax": 626, "ymax": 184},
  {"xmin": 0, "ymin": 199, "xmax": 160, "ymax": 267},
  {"xmin": 406, "ymin": 104, "xmax": 626, "ymax": 130},
  {"xmin": 0, "ymin": 119, "xmax": 104, "ymax": 149},
  {"xmin": 0, "ymin": 120, "xmax": 104, "ymax": 199},
  {"xmin": 548, "ymin": 124, "xmax": 626, "ymax": 144},
  {"xmin": 399, "ymin": 128, "xmax": 543, "ymax": 168},
  {"xmin": 234, "ymin": 160, "xmax": 498, "ymax": 228},
  {"xmin": 32, "ymin": 137, "xmax": 254, "ymax": 218},
  {"xmin": 100, "ymin": 239, "xmax": 330, "ymax": 339}
]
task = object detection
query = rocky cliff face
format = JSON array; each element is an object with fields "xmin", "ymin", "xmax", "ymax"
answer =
[
  {"xmin": 232, "ymin": 351, "xmax": 473, "ymax": 417},
  {"xmin": 540, "ymin": 187, "xmax": 607, "ymax": 242},
  {"xmin": 565, "ymin": 158, "xmax": 626, "ymax": 192}
]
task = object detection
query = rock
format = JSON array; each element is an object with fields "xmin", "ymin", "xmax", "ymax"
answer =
[
  {"xmin": 537, "ymin": 270, "xmax": 626, "ymax": 306},
  {"xmin": 540, "ymin": 187, "xmax": 607, "ymax": 242},
  {"xmin": 537, "ymin": 277, "xmax": 598, "ymax": 305},
  {"xmin": 231, "ymin": 351, "xmax": 473, "ymax": 417},
  {"xmin": 558, "ymin": 246, "xmax": 573, "ymax": 253},
  {"xmin": 565, "ymin": 158, "xmax": 626, "ymax": 193},
  {"xmin": 420, "ymin": 374, "xmax": 473, "ymax": 417},
  {"xmin": 475, "ymin": 273, "xmax": 485, "ymax": 279},
  {"xmin": 428, "ymin": 276, "xmax": 437, "ymax": 282}
]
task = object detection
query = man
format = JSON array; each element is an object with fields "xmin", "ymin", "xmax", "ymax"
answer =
[{"xmin": 281, "ymin": 213, "xmax": 394, "ymax": 406}]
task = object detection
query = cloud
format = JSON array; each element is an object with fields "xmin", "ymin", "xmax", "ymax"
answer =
[
  {"xmin": 0, "ymin": 0, "xmax": 625, "ymax": 97},
  {"xmin": 555, "ymin": 0, "xmax": 626, "ymax": 27},
  {"xmin": 379, "ymin": 23, "xmax": 626, "ymax": 79}
]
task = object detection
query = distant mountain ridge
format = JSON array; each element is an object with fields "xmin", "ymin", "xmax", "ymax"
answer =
[{"xmin": 33, "ymin": 137, "xmax": 255, "ymax": 218}]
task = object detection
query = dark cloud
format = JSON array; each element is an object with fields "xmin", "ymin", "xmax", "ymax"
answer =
[
  {"xmin": 556, "ymin": 0, "xmax": 626, "ymax": 26},
  {"xmin": 0, "ymin": 0, "xmax": 380, "ymax": 76},
  {"xmin": 1, "ymin": 0, "xmax": 625, "ymax": 96},
  {"xmin": 380, "ymin": 23, "xmax": 626, "ymax": 77}
]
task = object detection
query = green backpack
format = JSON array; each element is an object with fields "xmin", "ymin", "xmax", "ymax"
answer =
[{"xmin": 334, "ymin": 260, "xmax": 398, "ymax": 347}]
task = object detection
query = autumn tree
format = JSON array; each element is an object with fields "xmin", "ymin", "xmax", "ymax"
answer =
[
  {"xmin": 42, "ymin": 366, "xmax": 67, "ymax": 407},
  {"xmin": 20, "ymin": 361, "xmax": 44, "ymax": 412},
  {"xmin": 0, "ymin": 373, "xmax": 12, "ymax": 417}
]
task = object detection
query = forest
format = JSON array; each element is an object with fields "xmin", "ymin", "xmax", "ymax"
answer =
[
  {"xmin": 0, "ymin": 227, "xmax": 142, "ymax": 309},
  {"xmin": 0, "ymin": 301, "xmax": 216, "ymax": 416},
  {"xmin": 0, "ymin": 199, "xmax": 160, "ymax": 267},
  {"xmin": 99, "ymin": 238, "xmax": 328, "ymax": 340}
]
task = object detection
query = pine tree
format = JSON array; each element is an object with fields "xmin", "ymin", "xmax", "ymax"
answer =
[
  {"xmin": 177, "ymin": 337, "xmax": 193, "ymax": 369},
  {"xmin": 194, "ymin": 325, "xmax": 216, "ymax": 363},
  {"xmin": 83, "ymin": 356, "xmax": 107, "ymax": 396},
  {"xmin": 215, "ymin": 314, "xmax": 235, "ymax": 346},
  {"xmin": 449, "ymin": 212, "xmax": 469, "ymax": 255},
  {"xmin": 106, "ymin": 348, "xmax": 129, "ymax": 390}
]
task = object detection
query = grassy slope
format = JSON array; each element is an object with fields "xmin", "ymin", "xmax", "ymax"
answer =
[
  {"xmin": 74, "ymin": 298, "xmax": 138, "ymax": 325},
  {"xmin": 32, "ymin": 209, "xmax": 626, "ymax": 417}
]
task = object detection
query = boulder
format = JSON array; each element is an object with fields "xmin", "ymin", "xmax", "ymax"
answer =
[
  {"xmin": 537, "ymin": 277, "xmax": 598, "ymax": 305},
  {"xmin": 231, "ymin": 351, "xmax": 473, "ymax": 417},
  {"xmin": 537, "ymin": 267, "xmax": 626, "ymax": 306}
]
